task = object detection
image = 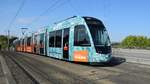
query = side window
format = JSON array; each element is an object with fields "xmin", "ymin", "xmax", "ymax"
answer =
[
  {"xmin": 27, "ymin": 37, "xmax": 31, "ymax": 46},
  {"xmin": 22, "ymin": 39, "xmax": 24, "ymax": 45},
  {"xmin": 63, "ymin": 28, "xmax": 69, "ymax": 46},
  {"xmin": 55, "ymin": 30, "xmax": 62, "ymax": 47},
  {"xmin": 49, "ymin": 32, "xmax": 55, "ymax": 47},
  {"xmin": 34, "ymin": 36, "xmax": 37, "ymax": 45},
  {"xmin": 74, "ymin": 25, "xmax": 91, "ymax": 46},
  {"xmin": 40, "ymin": 33, "xmax": 44, "ymax": 47},
  {"xmin": 18, "ymin": 41, "xmax": 20, "ymax": 46}
]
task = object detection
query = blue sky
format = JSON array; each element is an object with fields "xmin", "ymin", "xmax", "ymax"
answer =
[{"xmin": 0, "ymin": 0, "xmax": 150, "ymax": 42}]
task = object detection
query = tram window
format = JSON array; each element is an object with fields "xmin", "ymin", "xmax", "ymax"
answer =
[
  {"xmin": 55, "ymin": 30, "xmax": 62, "ymax": 47},
  {"xmin": 74, "ymin": 25, "xmax": 91, "ymax": 46},
  {"xmin": 40, "ymin": 40, "xmax": 43, "ymax": 46},
  {"xmin": 34, "ymin": 37, "xmax": 37, "ymax": 45},
  {"xmin": 22, "ymin": 39, "xmax": 24, "ymax": 45},
  {"xmin": 40, "ymin": 33, "xmax": 44, "ymax": 47},
  {"xmin": 27, "ymin": 37, "xmax": 31, "ymax": 46},
  {"xmin": 19, "ymin": 41, "xmax": 21, "ymax": 46},
  {"xmin": 49, "ymin": 32, "xmax": 55, "ymax": 47},
  {"xmin": 18, "ymin": 41, "xmax": 20, "ymax": 46},
  {"xmin": 63, "ymin": 28, "xmax": 69, "ymax": 47}
]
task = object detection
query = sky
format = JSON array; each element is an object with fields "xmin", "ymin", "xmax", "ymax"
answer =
[{"xmin": 0, "ymin": 0, "xmax": 150, "ymax": 42}]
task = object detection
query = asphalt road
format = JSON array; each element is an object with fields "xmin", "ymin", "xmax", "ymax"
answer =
[{"xmin": 1, "ymin": 51, "xmax": 150, "ymax": 84}]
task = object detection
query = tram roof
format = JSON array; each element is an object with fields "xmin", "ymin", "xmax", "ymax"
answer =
[
  {"xmin": 32, "ymin": 16, "xmax": 102, "ymax": 35},
  {"xmin": 47, "ymin": 16, "xmax": 85, "ymax": 32}
]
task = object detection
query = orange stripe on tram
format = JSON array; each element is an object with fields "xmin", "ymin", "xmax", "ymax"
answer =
[{"xmin": 74, "ymin": 50, "xmax": 88, "ymax": 62}]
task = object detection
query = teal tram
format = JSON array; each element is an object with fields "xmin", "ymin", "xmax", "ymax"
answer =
[{"xmin": 14, "ymin": 16, "xmax": 112, "ymax": 63}]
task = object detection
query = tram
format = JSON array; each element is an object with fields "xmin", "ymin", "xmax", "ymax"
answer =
[{"xmin": 14, "ymin": 16, "xmax": 112, "ymax": 63}]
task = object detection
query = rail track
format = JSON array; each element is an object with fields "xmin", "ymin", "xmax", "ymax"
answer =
[
  {"xmin": 1, "ymin": 51, "xmax": 95, "ymax": 84},
  {"xmin": 1, "ymin": 51, "xmax": 150, "ymax": 84},
  {"xmin": 19, "ymin": 52, "xmax": 150, "ymax": 84},
  {"xmin": 1, "ymin": 51, "xmax": 39, "ymax": 84}
]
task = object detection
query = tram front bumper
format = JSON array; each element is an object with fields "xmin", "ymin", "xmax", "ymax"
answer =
[{"xmin": 91, "ymin": 53, "xmax": 112, "ymax": 63}]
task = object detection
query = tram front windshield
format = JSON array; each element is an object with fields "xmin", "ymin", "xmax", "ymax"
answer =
[
  {"xmin": 87, "ymin": 22, "xmax": 110, "ymax": 46},
  {"xmin": 85, "ymin": 18, "xmax": 111, "ymax": 54}
]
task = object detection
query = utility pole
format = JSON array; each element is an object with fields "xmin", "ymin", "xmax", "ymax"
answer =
[{"xmin": 7, "ymin": 30, "xmax": 10, "ymax": 51}]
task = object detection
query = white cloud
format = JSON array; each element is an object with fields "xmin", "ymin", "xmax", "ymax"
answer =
[
  {"xmin": 16, "ymin": 17, "xmax": 35, "ymax": 25},
  {"xmin": 16, "ymin": 16, "xmax": 48, "ymax": 25}
]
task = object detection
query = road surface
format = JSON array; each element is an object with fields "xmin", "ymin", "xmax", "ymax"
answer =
[{"xmin": 0, "ymin": 51, "xmax": 150, "ymax": 84}]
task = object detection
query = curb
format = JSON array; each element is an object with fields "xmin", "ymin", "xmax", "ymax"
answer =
[
  {"xmin": 113, "ymin": 54, "xmax": 150, "ymax": 65},
  {"xmin": 112, "ymin": 48, "xmax": 150, "ymax": 65},
  {"xmin": 123, "ymin": 56, "xmax": 150, "ymax": 65}
]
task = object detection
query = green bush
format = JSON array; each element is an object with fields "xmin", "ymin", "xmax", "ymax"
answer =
[
  {"xmin": 0, "ymin": 35, "xmax": 8, "ymax": 49},
  {"xmin": 0, "ymin": 35, "xmax": 18, "ymax": 49},
  {"xmin": 121, "ymin": 35, "xmax": 150, "ymax": 49}
]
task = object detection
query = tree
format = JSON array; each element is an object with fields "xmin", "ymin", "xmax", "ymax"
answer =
[
  {"xmin": 121, "ymin": 35, "xmax": 150, "ymax": 49},
  {"xmin": 121, "ymin": 35, "xmax": 137, "ymax": 48},
  {"xmin": 147, "ymin": 39, "xmax": 150, "ymax": 49},
  {"xmin": 0, "ymin": 35, "xmax": 8, "ymax": 49},
  {"xmin": 136, "ymin": 36, "xmax": 147, "ymax": 48},
  {"xmin": 0, "ymin": 35, "xmax": 18, "ymax": 50}
]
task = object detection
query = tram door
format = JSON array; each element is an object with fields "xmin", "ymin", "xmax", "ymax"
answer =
[
  {"xmin": 40, "ymin": 33, "xmax": 44, "ymax": 55},
  {"xmin": 44, "ymin": 31, "xmax": 47, "ymax": 56},
  {"xmin": 63, "ymin": 28, "xmax": 69, "ymax": 59}
]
